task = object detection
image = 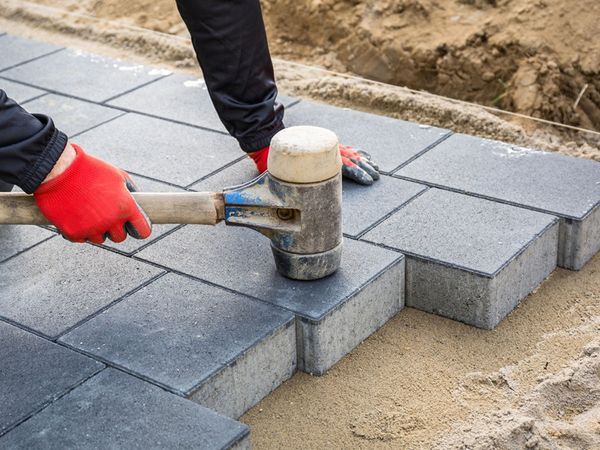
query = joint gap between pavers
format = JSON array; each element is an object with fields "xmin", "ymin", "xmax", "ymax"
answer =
[
  {"xmin": 0, "ymin": 234, "xmax": 57, "ymax": 265},
  {"xmin": 100, "ymin": 103, "xmax": 232, "ymax": 137},
  {"xmin": 184, "ymin": 317, "xmax": 297, "ymax": 397},
  {"xmin": 19, "ymin": 92, "xmax": 50, "ymax": 105},
  {"xmin": 57, "ymin": 341, "xmax": 188, "ymax": 397},
  {"xmin": 69, "ymin": 111, "xmax": 128, "ymax": 139},
  {"xmin": 359, "ymin": 238, "xmax": 499, "ymax": 279},
  {"xmin": 130, "ymin": 256, "xmax": 305, "ymax": 318},
  {"xmin": 301, "ymin": 256, "xmax": 405, "ymax": 324},
  {"xmin": 0, "ymin": 314, "xmax": 62, "ymax": 343},
  {"xmin": 0, "ymin": 364, "xmax": 107, "ymax": 439},
  {"xmin": 353, "ymin": 185, "xmax": 431, "ymax": 239},
  {"xmin": 0, "ymin": 47, "xmax": 65, "ymax": 74},
  {"xmin": 54, "ymin": 271, "xmax": 168, "ymax": 341},
  {"xmin": 128, "ymin": 224, "xmax": 188, "ymax": 256},
  {"xmin": 99, "ymin": 72, "xmax": 174, "ymax": 104},
  {"xmin": 490, "ymin": 218, "xmax": 560, "ymax": 277},
  {"xmin": 122, "ymin": 171, "xmax": 190, "ymax": 191},
  {"xmin": 392, "ymin": 174, "xmax": 588, "ymax": 221},
  {"xmin": 185, "ymin": 155, "xmax": 249, "ymax": 189},
  {"xmin": 284, "ymin": 98, "xmax": 302, "ymax": 109},
  {"xmin": 388, "ymin": 130, "xmax": 454, "ymax": 175}
]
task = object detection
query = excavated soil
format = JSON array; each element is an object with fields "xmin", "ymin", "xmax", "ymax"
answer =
[{"xmin": 23, "ymin": 0, "xmax": 600, "ymax": 132}]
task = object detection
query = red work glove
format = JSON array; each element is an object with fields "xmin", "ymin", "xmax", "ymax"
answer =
[
  {"xmin": 34, "ymin": 144, "xmax": 151, "ymax": 244},
  {"xmin": 248, "ymin": 144, "xmax": 380, "ymax": 185}
]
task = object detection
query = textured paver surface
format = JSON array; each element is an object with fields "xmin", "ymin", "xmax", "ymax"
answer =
[
  {"xmin": 1, "ymin": 33, "xmax": 599, "ymax": 447},
  {"xmin": 396, "ymin": 133, "xmax": 600, "ymax": 269},
  {"xmin": 363, "ymin": 189, "xmax": 559, "ymax": 328}
]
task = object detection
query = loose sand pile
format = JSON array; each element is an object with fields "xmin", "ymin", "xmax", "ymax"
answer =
[
  {"xmin": 1, "ymin": 4, "xmax": 599, "ymax": 448},
  {"xmin": 22, "ymin": 0, "xmax": 600, "ymax": 131}
]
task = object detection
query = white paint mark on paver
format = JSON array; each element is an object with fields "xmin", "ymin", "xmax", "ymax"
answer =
[
  {"xmin": 149, "ymin": 68, "xmax": 172, "ymax": 76},
  {"xmin": 183, "ymin": 79, "xmax": 206, "ymax": 88}
]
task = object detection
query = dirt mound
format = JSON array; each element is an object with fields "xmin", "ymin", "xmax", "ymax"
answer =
[
  {"xmin": 29, "ymin": 0, "xmax": 600, "ymax": 131},
  {"xmin": 436, "ymin": 339, "xmax": 600, "ymax": 449}
]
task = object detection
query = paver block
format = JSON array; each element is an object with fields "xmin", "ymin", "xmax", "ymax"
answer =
[
  {"xmin": 0, "ymin": 368, "xmax": 249, "ymax": 449},
  {"xmin": 0, "ymin": 320, "xmax": 103, "ymax": 436},
  {"xmin": 22, "ymin": 94, "xmax": 123, "ymax": 137},
  {"xmin": 2, "ymin": 79, "xmax": 45, "ymax": 103},
  {"xmin": 2, "ymin": 47, "xmax": 166, "ymax": 102},
  {"xmin": 190, "ymin": 157, "xmax": 259, "ymax": 191},
  {"xmin": 0, "ymin": 34, "xmax": 61, "ymax": 71},
  {"xmin": 61, "ymin": 273, "xmax": 296, "ymax": 418},
  {"xmin": 76, "ymin": 113, "xmax": 243, "ymax": 186},
  {"xmin": 363, "ymin": 189, "xmax": 559, "ymax": 329},
  {"xmin": 109, "ymin": 73, "xmax": 298, "ymax": 133},
  {"xmin": 0, "ymin": 237, "xmax": 163, "ymax": 338},
  {"xmin": 101, "ymin": 175, "xmax": 185, "ymax": 255},
  {"xmin": 396, "ymin": 133, "xmax": 600, "ymax": 270},
  {"xmin": 137, "ymin": 226, "xmax": 404, "ymax": 374},
  {"xmin": 285, "ymin": 100, "xmax": 450, "ymax": 173},
  {"xmin": 0, "ymin": 225, "xmax": 54, "ymax": 262}
]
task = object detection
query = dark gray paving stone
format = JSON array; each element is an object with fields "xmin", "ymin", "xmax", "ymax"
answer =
[
  {"xmin": 2, "ymin": 48, "xmax": 165, "ymax": 102},
  {"xmin": 109, "ymin": 73, "xmax": 297, "ymax": 133},
  {"xmin": 1, "ymin": 79, "xmax": 45, "ymax": 103},
  {"xmin": 137, "ymin": 226, "xmax": 404, "ymax": 374},
  {"xmin": 61, "ymin": 273, "xmax": 296, "ymax": 418},
  {"xmin": 0, "ymin": 320, "xmax": 103, "ymax": 436},
  {"xmin": 363, "ymin": 189, "xmax": 559, "ymax": 329},
  {"xmin": 22, "ymin": 94, "xmax": 123, "ymax": 137},
  {"xmin": 0, "ymin": 34, "xmax": 62, "ymax": 71},
  {"xmin": 76, "ymin": 113, "xmax": 243, "ymax": 186},
  {"xmin": 190, "ymin": 158, "xmax": 259, "ymax": 191},
  {"xmin": 101, "ymin": 175, "xmax": 185, "ymax": 255},
  {"xmin": 396, "ymin": 133, "xmax": 600, "ymax": 270},
  {"xmin": 0, "ymin": 226, "xmax": 54, "ymax": 262},
  {"xmin": 0, "ymin": 238, "xmax": 163, "ymax": 338},
  {"xmin": 285, "ymin": 100, "xmax": 450, "ymax": 173},
  {"xmin": 0, "ymin": 368, "xmax": 249, "ymax": 449}
]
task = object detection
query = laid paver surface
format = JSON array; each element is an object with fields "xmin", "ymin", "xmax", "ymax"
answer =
[
  {"xmin": 2, "ymin": 47, "xmax": 167, "ymax": 102},
  {"xmin": 108, "ymin": 72, "xmax": 298, "ymax": 134},
  {"xmin": 0, "ymin": 368, "xmax": 249, "ymax": 450},
  {"xmin": 22, "ymin": 94, "xmax": 124, "ymax": 137},
  {"xmin": 61, "ymin": 273, "xmax": 296, "ymax": 417},
  {"xmin": 395, "ymin": 133, "xmax": 600, "ymax": 269},
  {"xmin": 1, "ymin": 32, "xmax": 599, "ymax": 447},
  {"xmin": 0, "ymin": 34, "xmax": 61, "ymax": 71},
  {"xmin": 0, "ymin": 320, "xmax": 103, "ymax": 435},
  {"xmin": 285, "ymin": 100, "xmax": 451, "ymax": 173},
  {"xmin": 363, "ymin": 189, "xmax": 559, "ymax": 328},
  {"xmin": 1, "ymin": 79, "xmax": 44, "ymax": 103}
]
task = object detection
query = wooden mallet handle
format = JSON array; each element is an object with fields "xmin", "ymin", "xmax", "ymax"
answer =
[{"xmin": 0, "ymin": 192, "xmax": 225, "ymax": 225}]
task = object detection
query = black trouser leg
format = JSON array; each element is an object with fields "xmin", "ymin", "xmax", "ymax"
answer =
[{"xmin": 175, "ymin": 0, "xmax": 284, "ymax": 152}]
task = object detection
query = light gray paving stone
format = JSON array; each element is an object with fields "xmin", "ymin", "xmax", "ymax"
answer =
[
  {"xmin": 109, "ymin": 73, "xmax": 298, "ymax": 133},
  {"xmin": 76, "ymin": 113, "xmax": 243, "ymax": 186},
  {"xmin": 22, "ymin": 94, "xmax": 123, "ymax": 137},
  {"xmin": 101, "ymin": 175, "xmax": 185, "ymax": 255},
  {"xmin": 396, "ymin": 133, "xmax": 600, "ymax": 270},
  {"xmin": 61, "ymin": 273, "xmax": 296, "ymax": 418},
  {"xmin": 1, "ymin": 79, "xmax": 45, "ymax": 103},
  {"xmin": 0, "ymin": 238, "xmax": 163, "ymax": 338},
  {"xmin": 285, "ymin": 100, "xmax": 450, "ymax": 173},
  {"xmin": 2, "ymin": 48, "xmax": 166, "ymax": 102},
  {"xmin": 0, "ymin": 368, "xmax": 250, "ymax": 449},
  {"xmin": 0, "ymin": 225, "xmax": 54, "ymax": 263},
  {"xmin": 363, "ymin": 189, "xmax": 559, "ymax": 329},
  {"xmin": 190, "ymin": 158, "xmax": 259, "ymax": 191},
  {"xmin": 0, "ymin": 34, "xmax": 62, "ymax": 71},
  {"xmin": 0, "ymin": 320, "xmax": 103, "ymax": 436},
  {"xmin": 137, "ymin": 226, "xmax": 404, "ymax": 374}
]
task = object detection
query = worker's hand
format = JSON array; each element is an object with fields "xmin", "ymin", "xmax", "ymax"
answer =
[
  {"xmin": 33, "ymin": 143, "xmax": 151, "ymax": 244},
  {"xmin": 248, "ymin": 143, "xmax": 380, "ymax": 185},
  {"xmin": 339, "ymin": 145, "xmax": 380, "ymax": 185}
]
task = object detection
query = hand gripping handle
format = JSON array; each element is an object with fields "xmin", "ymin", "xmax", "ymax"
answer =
[{"xmin": 0, "ymin": 192, "xmax": 225, "ymax": 225}]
